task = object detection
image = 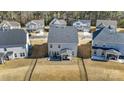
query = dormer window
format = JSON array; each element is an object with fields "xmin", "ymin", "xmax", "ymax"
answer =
[{"xmin": 108, "ymin": 25, "xmax": 115, "ymax": 33}]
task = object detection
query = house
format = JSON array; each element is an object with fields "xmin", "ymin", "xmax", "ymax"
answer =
[
  {"xmin": 96, "ymin": 20, "xmax": 117, "ymax": 30},
  {"xmin": 73, "ymin": 20, "xmax": 91, "ymax": 32},
  {"xmin": 49, "ymin": 18, "xmax": 67, "ymax": 27},
  {"xmin": 0, "ymin": 29, "xmax": 31, "ymax": 64},
  {"xmin": 26, "ymin": 19, "xmax": 44, "ymax": 32},
  {"xmin": 92, "ymin": 23, "xmax": 124, "ymax": 62},
  {"xmin": 48, "ymin": 26, "xmax": 78, "ymax": 61},
  {"xmin": 0, "ymin": 20, "xmax": 21, "ymax": 30}
]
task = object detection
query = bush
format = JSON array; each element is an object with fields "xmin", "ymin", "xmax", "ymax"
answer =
[{"xmin": 118, "ymin": 19, "xmax": 124, "ymax": 28}]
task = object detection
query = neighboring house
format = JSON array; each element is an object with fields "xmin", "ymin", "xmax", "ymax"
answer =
[
  {"xmin": 49, "ymin": 18, "xmax": 67, "ymax": 27},
  {"xmin": 0, "ymin": 20, "xmax": 21, "ymax": 30},
  {"xmin": 26, "ymin": 19, "xmax": 44, "ymax": 32},
  {"xmin": 92, "ymin": 24, "xmax": 124, "ymax": 62},
  {"xmin": 73, "ymin": 20, "xmax": 91, "ymax": 32},
  {"xmin": 96, "ymin": 20, "xmax": 117, "ymax": 30},
  {"xmin": 48, "ymin": 26, "xmax": 78, "ymax": 61},
  {"xmin": 0, "ymin": 29, "xmax": 31, "ymax": 64}
]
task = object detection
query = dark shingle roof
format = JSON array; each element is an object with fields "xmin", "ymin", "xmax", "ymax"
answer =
[
  {"xmin": 48, "ymin": 26, "xmax": 78, "ymax": 43},
  {"xmin": 0, "ymin": 29, "xmax": 27, "ymax": 46},
  {"xmin": 93, "ymin": 27, "xmax": 105, "ymax": 40},
  {"xmin": 93, "ymin": 26, "xmax": 124, "ymax": 44}
]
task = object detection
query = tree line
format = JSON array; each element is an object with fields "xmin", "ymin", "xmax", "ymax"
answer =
[{"xmin": 0, "ymin": 11, "xmax": 124, "ymax": 27}]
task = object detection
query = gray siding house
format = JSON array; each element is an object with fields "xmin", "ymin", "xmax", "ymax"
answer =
[
  {"xmin": 0, "ymin": 29, "xmax": 30, "ymax": 64},
  {"xmin": 49, "ymin": 18, "xmax": 67, "ymax": 27},
  {"xmin": 0, "ymin": 20, "xmax": 21, "ymax": 30},
  {"xmin": 73, "ymin": 20, "xmax": 91, "ymax": 32},
  {"xmin": 26, "ymin": 19, "xmax": 44, "ymax": 32},
  {"xmin": 48, "ymin": 26, "xmax": 78, "ymax": 61},
  {"xmin": 92, "ymin": 22, "xmax": 124, "ymax": 62},
  {"xmin": 96, "ymin": 20, "xmax": 117, "ymax": 30}
]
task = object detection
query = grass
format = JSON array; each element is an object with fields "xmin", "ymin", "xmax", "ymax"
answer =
[
  {"xmin": 31, "ymin": 58, "xmax": 81, "ymax": 81},
  {"xmin": 0, "ymin": 59, "xmax": 32, "ymax": 81},
  {"xmin": 1, "ymin": 58, "xmax": 124, "ymax": 80},
  {"xmin": 0, "ymin": 58, "xmax": 83, "ymax": 81},
  {"xmin": 84, "ymin": 59, "xmax": 124, "ymax": 80}
]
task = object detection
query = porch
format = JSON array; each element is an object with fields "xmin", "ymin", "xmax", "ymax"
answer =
[{"xmin": 48, "ymin": 48, "xmax": 73, "ymax": 61}]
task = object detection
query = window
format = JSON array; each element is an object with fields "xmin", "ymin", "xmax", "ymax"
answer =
[
  {"xmin": 56, "ymin": 52, "xmax": 59, "ymax": 55},
  {"xmin": 4, "ymin": 48, "xmax": 7, "ymax": 51},
  {"xmin": 94, "ymin": 50, "xmax": 96, "ymax": 55},
  {"xmin": 50, "ymin": 44, "xmax": 52, "ymax": 48},
  {"xmin": 22, "ymin": 53, "xmax": 25, "ymax": 56},
  {"xmin": 102, "ymin": 51, "xmax": 105, "ymax": 56},
  {"xmin": 20, "ymin": 53, "xmax": 23, "ymax": 57},
  {"xmin": 119, "ymin": 56, "xmax": 124, "ymax": 59},
  {"xmin": 15, "ymin": 53, "xmax": 17, "ymax": 57},
  {"xmin": 72, "ymin": 51, "xmax": 74, "ymax": 56},
  {"xmin": 58, "ymin": 45, "xmax": 61, "ymax": 48}
]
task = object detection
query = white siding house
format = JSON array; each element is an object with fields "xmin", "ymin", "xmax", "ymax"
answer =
[
  {"xmin": 73, "ymin": 20, "xmax": 91, "ymax": 32},
  {"xmin": 26, "ymin": 19, "xmax": 44, "ymax": 32},
  {"xmin": 92, "ymin": 21, "xmax": 124, "ymax": 62},
  {"xmin": 0, "ymin": 29, "xmax": 30, "ymax": 64},
  {"xmin": 49, "ymin": 18, "xmax": 67, "ymax": 27},
  {"xmin": 48, "ymin": 26, "xmax": 78, "ymax": 61},
  {"xmin": 0, "ymin": 20, "xmax": 21, "ymax": 30}
]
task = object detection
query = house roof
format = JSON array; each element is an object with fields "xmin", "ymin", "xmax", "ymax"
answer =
[
  {"xmin": 48, "ymin": 26, "xmax": 78, "ymax": 43},
  {"xmin": 93, "ymin": 26, "xmax": 124, "ymax": 44},
  {"xmin": 73, "ymin": 20, "xmax": 91, "ymax": 25},
  {"xmin": 92, "ymin": 46, "xmax": 120, "ymax": 52},
  {"xmin": 0, "ymin": 29, "xmax": 27, "ymax": 46},
  {"xmin": 49, "ymin": 18, "xmax": 67, "ymax": 26},
  {"xmin": 93, "ymin": 27, "xmax": 105, "ymax": 39},
  {"xmin": 32, "ymin": 20, "xmax": 44, "ymax": 25},
  {"xmin": 0, "ymin": 20, "xmax": 21, "ymax": 27},
  {"xmin": 79, "ymin": 20, "xmax": 91, "ymax": 25},
  {"xmin": 26, "ymin": 19, "xmax": 44, "ymax": 26},
  {"xmin": 106, "ymin": 49, "xmax": 121, "ymax": 55},
  {"xmin": 96, "ymin": 20, "xmax": 117, "ymax": 29},
  {"xmin": 96, "ymin": 23, "xmax": 105, "ymax": 30}
]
